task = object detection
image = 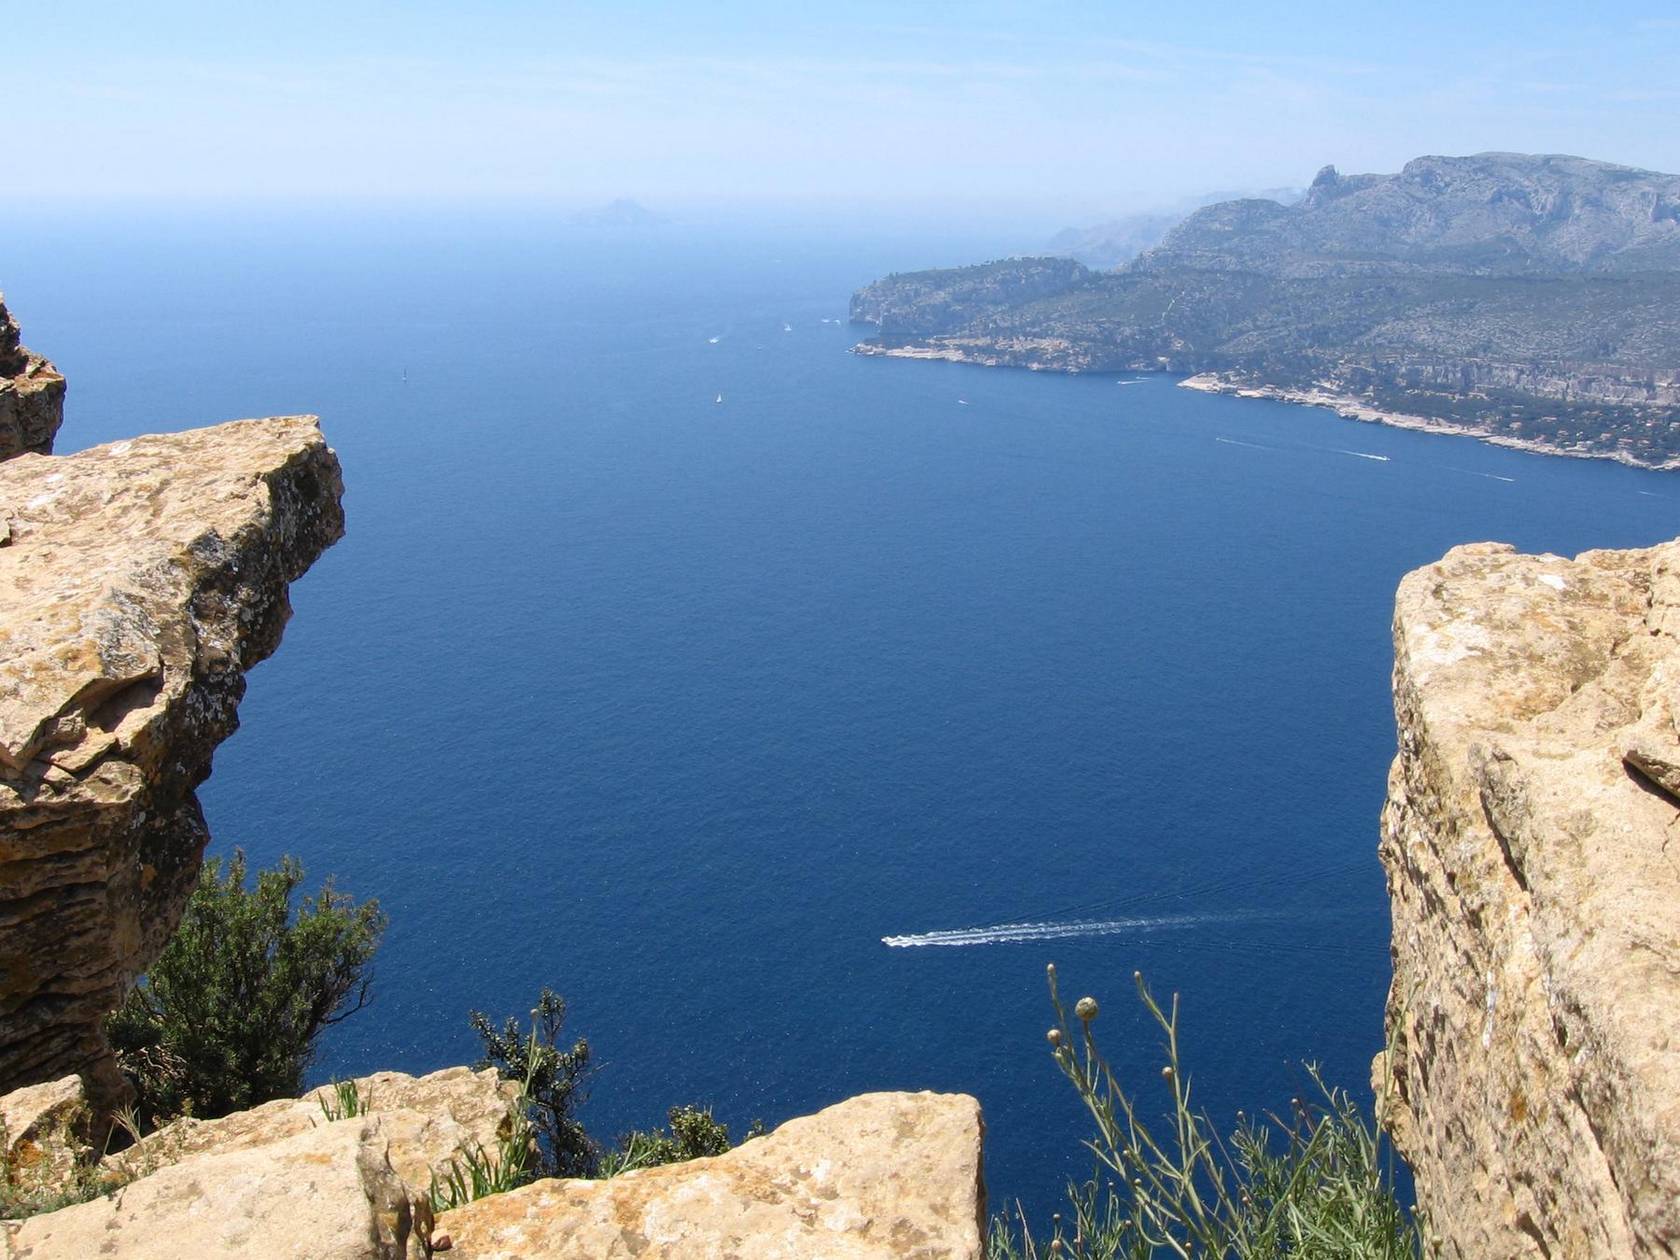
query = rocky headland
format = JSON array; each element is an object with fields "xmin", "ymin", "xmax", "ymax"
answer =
[{"xmin": 852, "ymin": 153, "xmax": 1680, "ymax": 467}]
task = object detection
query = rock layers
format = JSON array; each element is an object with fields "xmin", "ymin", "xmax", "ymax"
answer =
[
  {"xmin": 1380, "ymin": 538, "xmax": 1680, "ymax": 1258},
  {"xmin": 0, "ymin": 298, "xmax": 64, "ymax": 460},
  {"xmin": 0, "ymin": 418, "xmax": 344, "ymax": 1107}
]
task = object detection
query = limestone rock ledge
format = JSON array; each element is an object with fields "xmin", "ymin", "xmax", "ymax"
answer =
[
  {"xmin": 0, "ymin": 299, "xmax": 64, "ymax": 460},
  {"xmin": 0, "ymin": 418, "xmax": 344, "ymax": 1105},
  {"xmin": 3, "ymin": 1086, "xmax": 983, "ymax": 1260},
  {"xmin": 441, "ymin": 1091, "xmax": 986, "ymax": 1260},
  {"xmin": 1380, "ymin": 539, "xmax": 1680, "ymax": 1259}
]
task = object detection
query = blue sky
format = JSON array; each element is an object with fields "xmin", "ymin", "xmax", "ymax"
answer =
[{"xmin": 13, "ymin": 1, "xmax": 1680, "ymax": 220}]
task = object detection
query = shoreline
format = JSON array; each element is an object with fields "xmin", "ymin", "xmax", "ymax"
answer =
[
  {"xmin": 1177, "ymin": 373, "xmax": 1680, "ymax": 472},
  {"xmin": 851, "ymin": 342, "xmax": 1677, "ymax": 472}
]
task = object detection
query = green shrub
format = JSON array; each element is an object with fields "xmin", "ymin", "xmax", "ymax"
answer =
[
  {"xmin": 598, "ymin": 1106, "xmax": 764, "ymax": 1177},
  {"xmin": 106, "ymin": 851, "xmax": 385, "ymax": 1125},
  {"xmin": 989, "ymin": 967, "xmax": 1422, "ymax": 1260},
  {"xmin": 469, "ymin": 988, "xmax": 597, "ymax": 1179}
]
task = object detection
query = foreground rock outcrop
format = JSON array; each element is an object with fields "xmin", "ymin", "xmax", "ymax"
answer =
[
  {"xmin": 441, "ymin": 1091, "xmax": 986, "ymax": 1260},
  {"xmin": 0, "ymin": 298, "xmax": 64, "ymax": 460},
  {"xmin": 1380, "ymin": 538, "xmax": 1680, "ymax": 1258},
  {"xmin": 2, "ymin": 1085, "xmax": 982, "ymax": 1260},
  {"xmin": 0, "ymin": 418, "xmax": 344, "ymax": 1107}
]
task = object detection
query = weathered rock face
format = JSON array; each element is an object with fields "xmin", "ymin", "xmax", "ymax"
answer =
[
  {"xmin": 1379, "ymin": 539, "xmax": 1680, "ymax": 1258},
  {"xmin": 0, "ymin": 1076, "xmax": 90, "ymax": 1199},
  {"xmin": 7, "ymin": 1117, "xmax": 413, "ymax": 1259},
  {"xmin": 0, "ymin": 298, "xmax": 64, "ymax": 459},
  {"xmin": 440, "ymin": 1091, "xmax": 987, "ymax": 1259},
  {"xmin": 0, "ymin": 418, "xmax": 344, "ymax": 1106}
]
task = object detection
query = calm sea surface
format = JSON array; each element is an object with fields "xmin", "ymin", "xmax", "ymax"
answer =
[{"xmin": 6, "ymin": 212, "xmax": 1678, "ymax": 1214}]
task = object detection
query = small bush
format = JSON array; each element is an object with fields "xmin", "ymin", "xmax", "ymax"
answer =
[
  {"xmin": 599, "ymin": 1106, "xmax": 764, "ymax": 1177},
  {"xmin": 469, "ymin": 988, "xmax": 596, "ymax": 1179},
  {"xmin": 988, "ymin": 967, "xmax": 1422, "ymax": 1260},
  {"xmin": 106, "ymin": 851, "xmax": 385, "ymax": 1125}
]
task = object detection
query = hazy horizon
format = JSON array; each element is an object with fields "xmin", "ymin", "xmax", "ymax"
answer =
[{"xmin": 12, "ymin": 1, "xmax": 1680, "ymax": 229}]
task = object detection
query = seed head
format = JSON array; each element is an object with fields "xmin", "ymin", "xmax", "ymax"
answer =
[
  {"xmin": 1046, "ymin": 1028, "xmax": 1063, "ymax": 1047},
  {"xmin": 1074, "ymin": 996, "xmax": 1099, "ymax": 1023},
  {"xmin": 1161, "ymin": 1064, "xmax": 1175, "ymax": 1081}
]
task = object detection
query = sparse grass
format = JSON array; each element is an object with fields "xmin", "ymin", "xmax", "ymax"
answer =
[
  {"xmin": 317, "ymin": 1078, "xmax": 371, "ymax": 1122},
  {"xmin": 988, "ymin": 967, "xmax": 1423, "ymax": 1260},
  {"xmin": 0, "ymin": 1106, "xmax": 144, "ymax": 1221},
  {"xmin": 429, "ymin": 1013, "xmax": 542, "ymax": 1212}
]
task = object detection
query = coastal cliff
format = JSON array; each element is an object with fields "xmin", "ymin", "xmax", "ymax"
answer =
[
  {"xmin": 850, "ymin": 153, "xmax": 1680, "ymax": 467},
  {"xmin": 1380, "ymin": 538, "xmax": 1680, "ymax": 1257},
  {"xmin": 0, "ymin": 418, "xmax": 344, "ymax": 1106},
  {"xmin": 0, "ymin": 297, "xmax": 64, "ymax": 459}
]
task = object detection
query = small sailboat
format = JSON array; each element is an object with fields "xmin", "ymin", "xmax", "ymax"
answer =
[
  {"xmin": 714, "ymin": 393, "xmax": 724, "ymax": 404},
  {"xmin": 956, "ymin": 397, "xmax": 970, "ymax": 406},
  {"xmin": 782, "ymin": 322, "xmax": 793, "ymax": 333}
]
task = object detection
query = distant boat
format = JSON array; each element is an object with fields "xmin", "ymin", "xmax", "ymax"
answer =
[
  {"xmin": 401, "ymin": 367, "xmax": 407, "ymax": 384},
  {"xmin": 782, "ymin": 322, "xmax": 793, "ymax": 333},
  {"xmin": 708, "ymin": 336, "xmax": 721, "ymax": 344},
  {"xmin": 957, "ymin": 398, "xmax": 970, "ymax": 406},
  {"xmin": 715, "ymin": 393, "xmax": 724, "ymax": 404}
]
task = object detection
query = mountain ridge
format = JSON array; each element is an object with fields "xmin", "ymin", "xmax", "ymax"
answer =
[{"xmin": 850, "ymin": 152, "xmax": 1680, "ymax": 467}]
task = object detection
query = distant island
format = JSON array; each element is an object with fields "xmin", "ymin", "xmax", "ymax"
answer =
[
  {"xmin": 572, "ymin": 198, "xmax": 668, "ymax": 227},
  {"xmin": 852, "ymin": 153, "xmax": 1680, "ymax": 468}
]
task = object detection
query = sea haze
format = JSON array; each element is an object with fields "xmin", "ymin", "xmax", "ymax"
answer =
[{"xmin": 7, "ymin": 212, "xmax": 1678, "ymax": 1215}]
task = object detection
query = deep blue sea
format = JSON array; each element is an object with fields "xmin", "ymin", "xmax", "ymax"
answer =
[{"xmin": 5, "ymin": 211, "xmax": 1678, "ymax": 1216}]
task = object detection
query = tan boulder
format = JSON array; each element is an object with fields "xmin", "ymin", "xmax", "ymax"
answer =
[
  {"xmin": 0, "ymin": 417, "xmax": 345, "ymax": 1107},
  {"xmin": 4, "ymin": 1116, "xmax": 412, "ymax": 1259},
  {"xmin": 104, "ymin": 1066, "xmax": 519, "ymax": 1197},
  {"xmin": 1379, "ymin": 539, "xmax": 1680, "ymax": 1258},
  {"xmin": 439, "ymin": 1090, "xmax": 986, "ymax": 1260},
  {"xmin": 0, "ymin": 1077, "xmax": 89, "ymax": 1198}
]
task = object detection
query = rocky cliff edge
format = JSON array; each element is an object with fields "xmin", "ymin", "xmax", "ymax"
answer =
[
  {"xmin": 0, "ymin": 297, "xmax": 65, "ymax": 459},
  {"xmin": 0, "ymin": 418, "xmax": 345, "ymax": 1106},
  {"xmin": 1381, "ymin": 538, "xmax": 1680, "ymax": 1258}
]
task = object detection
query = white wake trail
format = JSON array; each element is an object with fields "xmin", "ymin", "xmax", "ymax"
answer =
[{"xmin": 882, "ymin": 913, "xmax": 1228, "ymax": 949}]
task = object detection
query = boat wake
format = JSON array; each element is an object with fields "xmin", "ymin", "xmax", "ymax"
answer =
[
  {"xmin": 1337, "ymin": 450, "xmax": 1390, "ymax": 462},
  {"xmin": 883, "ymin": 912, "xmax": 1241, "ymax": 948}
]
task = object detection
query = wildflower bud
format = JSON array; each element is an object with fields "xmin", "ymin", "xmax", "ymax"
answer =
[
  {"xmin": 1132, "ymin": 969, "xmax": 1142, "ymax": 982},
  {"xmin": 1161, "ymin": 1064, "xmax": 1174, "ymax": 1081},
  {"xmin": 1049, "ymin": 1241, "xmax": 1064, "ymax": 1256},
  {"xmin": 1046, "ymin": 963, "xmax": 1057, "ymax": 978},
  {"xmin": 1075, "ymin": 996, "xmax": 1099, "ymax": 1022},
  {"xmin": 1046, "ymin": 1028, "xmax": 1063, "ymax": 1047}
]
